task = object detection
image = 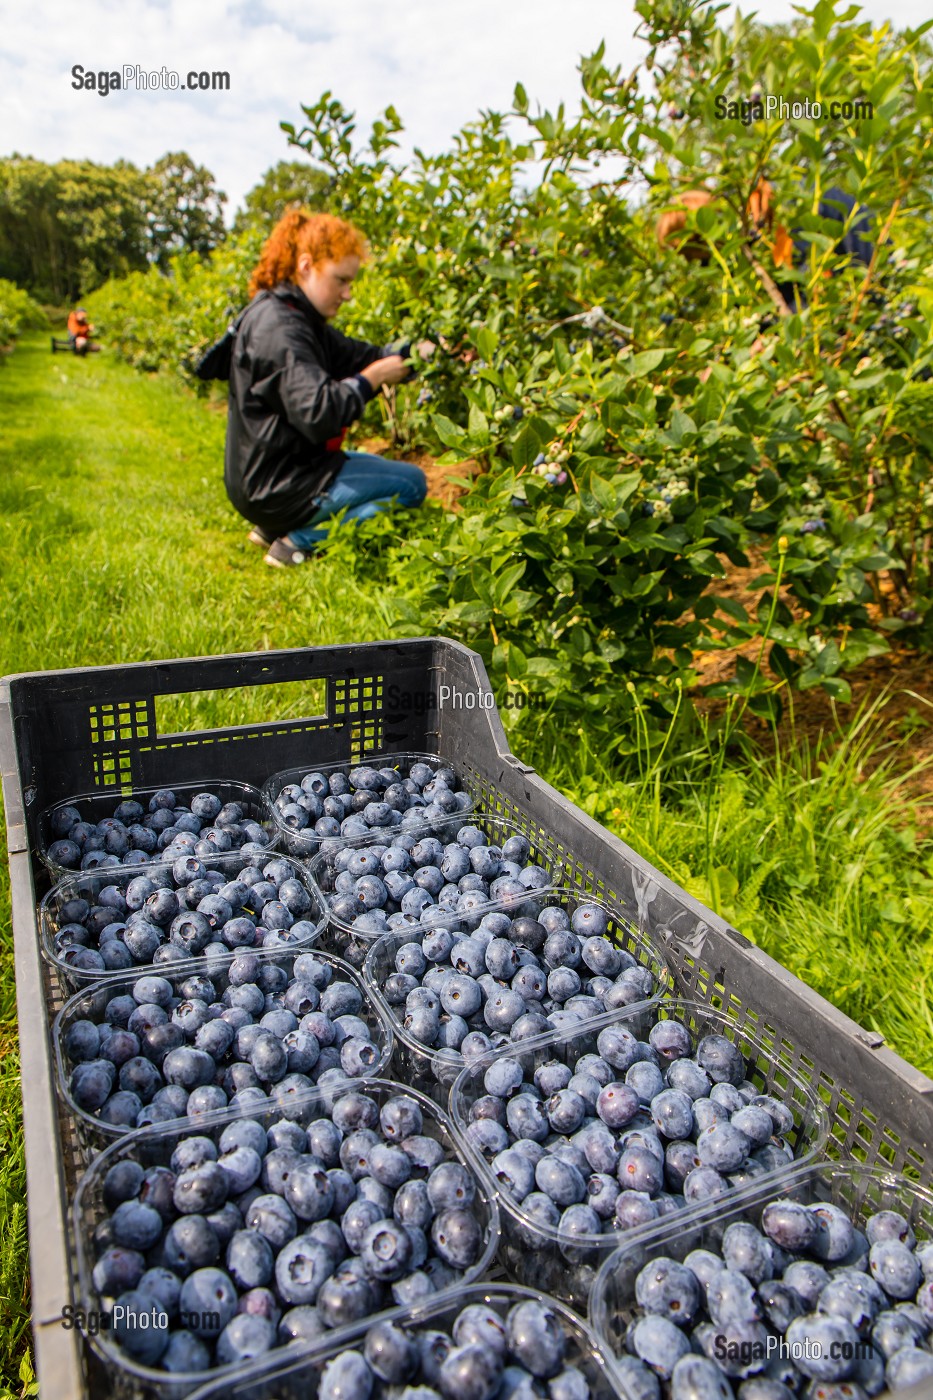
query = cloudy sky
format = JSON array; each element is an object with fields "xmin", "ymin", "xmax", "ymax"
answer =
[{"xmin": 2, "ymin": 0, "xmax": 925, "ymax": 217}]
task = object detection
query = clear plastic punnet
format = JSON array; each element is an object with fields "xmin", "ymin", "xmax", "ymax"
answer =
[
  {"xmin": 73, "ymin": 1080, "xmax": 500, "ymax": 1400},
  {"xmin": 53, "ymin": 946, "xmax": 393, "ymax": 1159},
  {"xmin": 262, "ymin": 751, "xmax": 475, "ymax": 860},
  {"xmin": 39, "ymin": 850, "xmax": 326, "ymax": 998},
  {"xmin": 447, "ymin": 999, "xmax": 829, "ymax": 1310},
  {"xmin": 185, "ymin": 1282, "xmax": 633, "ymax": 1400},
  {"xmin": 311, "ymin": 811, "xmax": 564, "ymax": 969},
  {"xmin": 589, "ymin": 1160, "xmax": 933, "ymax": 1393},
  {"xmin": 39, "ymin": 778, "xmax": 277, "ymax": 882},
  {"xmin": 362, "ymin": 888, "xmax": 672, "ymax": 1104}
]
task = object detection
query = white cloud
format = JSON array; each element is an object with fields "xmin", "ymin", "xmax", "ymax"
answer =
[{"xmin": 1, "ymin": 0, "xmax": 928, "ymax": 215}]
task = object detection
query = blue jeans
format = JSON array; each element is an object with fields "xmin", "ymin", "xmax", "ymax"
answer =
[{"xmin": 286, "ymin": 451, "xmax": 427, "ymax": 549}]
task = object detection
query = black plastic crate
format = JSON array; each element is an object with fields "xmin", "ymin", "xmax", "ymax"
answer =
[{"xmin": 2, "ymin": 637, "xmax": 933, "ymax": 1400}]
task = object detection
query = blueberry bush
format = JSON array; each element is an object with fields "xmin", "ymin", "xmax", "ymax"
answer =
[
  {"xmin": 86, "ymin": 0, "xmax": 933, "ymax": 752},
  {"xmin": 0, "ymin": 280, "xmax": 46, "ymax": 352}
]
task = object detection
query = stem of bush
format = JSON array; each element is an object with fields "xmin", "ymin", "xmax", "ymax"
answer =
[{"xmin": 702, "ymin": 537, "xmax": 789, "ymax": 891}]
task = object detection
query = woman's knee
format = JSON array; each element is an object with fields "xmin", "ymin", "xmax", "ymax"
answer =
[{"xmin": 399, "ymin": 462, "xmax": 428, "ymax": 506}]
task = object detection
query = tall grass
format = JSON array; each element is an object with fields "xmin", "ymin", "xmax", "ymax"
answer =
[{"xmin": 540, "ymin": 693, "xmax": 933, "ymax": 1071}]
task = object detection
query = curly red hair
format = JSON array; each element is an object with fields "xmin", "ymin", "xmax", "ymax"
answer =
[{"xmin": 248, "ymin": 209, "xmax": 370, "ymax": 297}]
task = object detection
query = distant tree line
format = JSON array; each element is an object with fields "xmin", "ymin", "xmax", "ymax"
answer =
[{"xmin": 0, "ymin": 153, "xmax": 329, "ymax": 303}]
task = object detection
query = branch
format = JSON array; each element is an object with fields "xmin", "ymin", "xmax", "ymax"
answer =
[
  {"xmin": 741, "ymin": 244, "xmax": 792, "ymax": 320},
  {"xmin": 831, "ymin": 195, "xmax": 902, "ymax": 367},
  {"xmin": 740, "ymin": 245, "xmax": 852, "ymax": 430}
]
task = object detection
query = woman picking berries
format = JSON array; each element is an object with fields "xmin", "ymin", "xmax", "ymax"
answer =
[{"xmin": 225, "ymin": 209, "xmax": 433, "ymax": 566}]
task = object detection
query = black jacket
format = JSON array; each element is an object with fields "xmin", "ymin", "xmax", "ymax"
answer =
[{"xmin": 224, "ymin": 283, "xmax": 389, "ymax": 536}]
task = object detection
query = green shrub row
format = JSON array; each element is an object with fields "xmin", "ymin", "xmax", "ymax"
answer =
[
  {"xmin": 0, "ymin": 281, "xmax": 46, "ymax": 351},
  {"xmin": 85, "ymin": 0, "xmax": 933, "ymax": 752}
]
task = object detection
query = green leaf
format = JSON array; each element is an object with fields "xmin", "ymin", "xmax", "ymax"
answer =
[
  {"xmin": 628, "ymin": 570, "xmax": 665, "ymax": 597},
  {"xmin": 431, "ymin": 414, "xmax": 468, "ymax": 450},
  {"xmin": 668, "ymin": 407, "xmax": 697, "ymax": 445},
  {"xmin": 474, "ymin": 328, "xmax": 498, "ymax": 361},
  {"xmin": 589, "ymin": 474, "xmax": 616, "ymax": 511},
  {"xmin": 627, "ymin": 349, "xmax": 669, "ymax": 377},
  {"xmin": 468, "ymin": 401, "xmax": 490, "ymax": 444},
  {"xmin": 506, "ymin": 642, "xmax": 528, "ymax": 677},
  {"xmin": 511, "ymin": 420, "xmax": 549, "ymax": 469},
  {"xmin": 815, "ymin": 640, "xmax": 842, "ymax": 676},
  {"xmin": 747, "ymin": 691, "xmax": 782, "ymax": 722},
  {"xmin": 712, "ymin": 596, "xmax": 749, "ymax": 622},
  {"xmin": 685, "ymin": 549, "xmax": 725, "ymax": 576},
  {"xmin": 491, "ymin": 561, "xmax": 527, "ymax": 608},
  {"xmin": 734, "ymin": 655, "xmax": 762, "ymax": 692},
  {"xmin": 768, "ymin": 643, "xmax": 800, "ymax": 681},
  {"xmin": 821, "ymin": 675, "xmax": 852, "ymax": 702},
  {"xmin": 614, "ymin": 473, "xmax": 642, "ymax": 508}
]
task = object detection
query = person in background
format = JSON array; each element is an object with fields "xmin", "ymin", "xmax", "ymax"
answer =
[
  {"xmin": 224, "ymin": 208, "xmax": 432, "ymax": 567},
  {"xmin": 656, "ymin": 180, "xmax": 874, "ymax": 310},
  {"xmin": 66, "ymin": 307, "xmax": 94, "ymax": 353},
  {"xmin": 771, "ymin": 185, "xmax": 874, "ymax": 310},
  {"xmin": 655, "ymin": 188, "xmax": 720, "ymax": 263}
]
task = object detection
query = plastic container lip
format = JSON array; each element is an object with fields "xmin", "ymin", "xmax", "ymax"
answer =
[
  {"xmin": 263, "ymin": 750, "xmax": 476, "ymax": 858},
  {"xmin": 38, "ymin": 778, "xmax": 277, "ymax": 882},
  {"xmin": 72, "ymin": 1076, "xmax": 501, "ymax": 1396},
  {"xmin": 39, "ymin": 850, "xmax": 326, "ymax": 994},
  {"xmin": 447, "ymin": 996, "xmax": 831, "ymax": 1255},
  {"xmin": 184, "ymin": 1280, "xmax": 633, "ymax": 1400},
  {"xmin": 361, "ymin": 887, "xmax": 674, "ymax": 1085},
  {"xmin": 309, "ymin": 811, "xmax": 566, "ymax": 949},
  {"xmin": 588, "ymin": 1158, "xmax": 933, "ymax": 1345},
  {"xmin": 52, "ymin": 946, "xmax": 395, "ymax": 1144}
]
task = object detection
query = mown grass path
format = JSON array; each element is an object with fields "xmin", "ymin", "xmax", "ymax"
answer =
[
  {"xmin": 0, "ymin": 335, "xmax": 400, "ymax": 1395},
  {"xmin": 0, "ymin": 336, "xmax": 401, "ymax": 675}
]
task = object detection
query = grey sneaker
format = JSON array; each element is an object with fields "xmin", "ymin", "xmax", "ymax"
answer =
[
  {"xmin": 247, "ymin": 525, "xmax": 275, "ymax": 547},
  {"xmin": 265, "ymin": 537, "xmax": 312, "ymax": 567}
]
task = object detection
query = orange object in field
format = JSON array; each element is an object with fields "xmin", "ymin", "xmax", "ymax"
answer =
[
  {"xmin": 655, "ymin": 190, "xmax": 715, "ymax": 261},
  {"xmin": 657, "ymin": 178, "xmax": 792, "ymax": 274},
  {"xmin": 747, "ymin": 177, "xmax": 773, "ymax": 230},
  {"xmin": 67, "ymin": 310, "xmax": 91, "ymax": 337},
  {"xmin": 772, "ymin": 224, "xmax": 795, "ymax": 268}
]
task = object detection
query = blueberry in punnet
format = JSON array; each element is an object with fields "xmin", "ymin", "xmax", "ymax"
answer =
[
  {"xmin": 274, "ymin": 1235, "xmax": 336, "ymax": 1306},
  {"xmin": 215, "ymin": 1312, "xmax": 275, "ymax": 1365},
  {"xmin": 226, "ymin": 1230, "xmax": 275, "ymax": 1290},
  {"xmin": 439, "ymin": 1341, "xmax": 503, "ymax": 1400},
  {"xmin": 92, "ymin": 1247, "xmax": 146, "ymax": 1296},
  {"xmin": 762, "ymin": 1200, "xmax": 820, "ymax": 1253},
  {"xmin": 869, "ymin": 1239, "xmax": 920, "ymax": 1298},
  {"xmin": 111, "ymin": 1200, "xmax": 163, "ymax": 1251},
  {"xmin": 596, "ymin": 1081, "xmax": 641, "ymax": 1129},
  {"xmin": 506, "ymin": 1300, "xmax": 567, "ymax": 1379},
  {"xmin": 163, "ymin": 1215, "xmax": 221, "ymax": 1274},
  {"xmin": 431, "ymin": 1208, "xmax": 482, "ymax": 1268},
  {"xmin": 669, "ymin": 1353, "xmax": 732, "ymax": 1398},
  {"xmin": 721, "ymin": 1221, "xmax": 774, "ymax": 1284},
  {"xmin": 809, "ymin": 1202, "xmax": 856, "ymax": 1261},
  {"xmin": 319, "ymin": 1350, "xmax": 375, "ymax": 1400},
  {"xmin": 636, "ymin": 1256, "xmax": 701, "ymax": 1325},
  {"xmin": 785, "ymin": 1314, "xmax": 860, "ymax": 1381},
  {"xmin": 112, "ymin": 1289, "xmax": 170, "ymax": 1365}
]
